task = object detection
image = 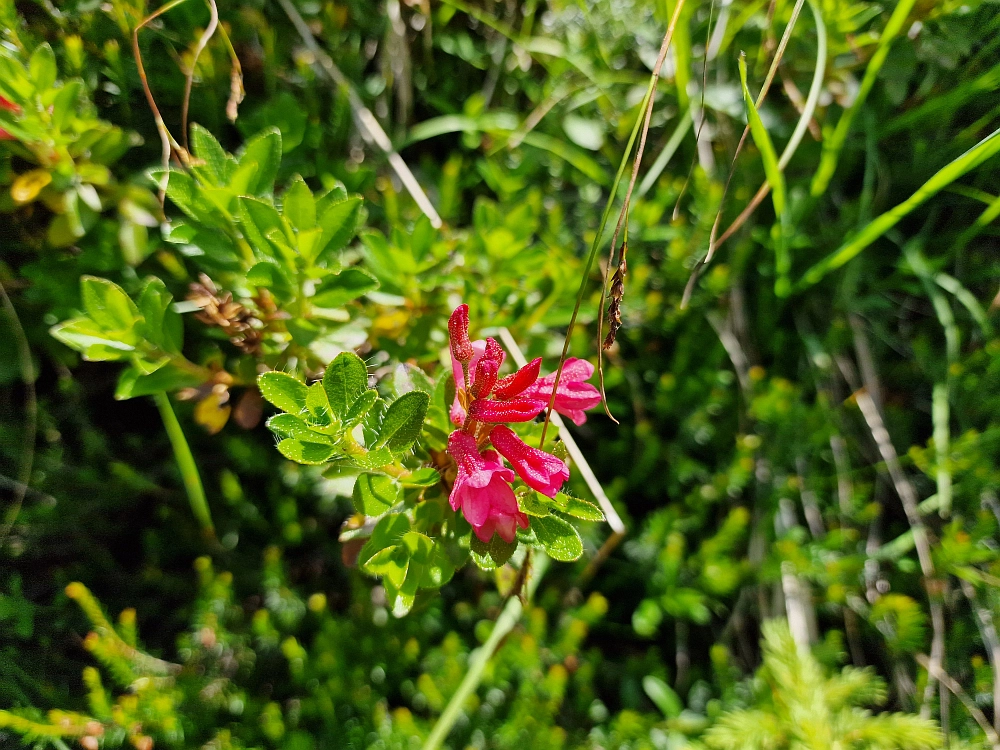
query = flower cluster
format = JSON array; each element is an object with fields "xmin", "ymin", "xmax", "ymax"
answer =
[{"xmin": 445, "ymin": 305, "xmax": 601, "ymax": 543}]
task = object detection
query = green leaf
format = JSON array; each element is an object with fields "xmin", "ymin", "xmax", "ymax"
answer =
[
  {"xmin": 282, "ymin": 175, "xmax": 316, "ymax": 231},
  {"xmin": 311, "ymin": 268, "xmax": 380, "ymax": 308},
  {"xmin": 51, "ymin": 80, "xmax": 81, "ymax": 131},
  {"xmin": 80, "ymin": 276, "xmax": 141, "ymax": 334},
  {"xmin": 353, "ymin": 473, "xmax": 400, "ymax": 516},
  {"xmin": 246, "ymin": 262, "xmax": 294, "ymax": 301},
  {"xmin": 363, "ymin": 545, "xmax": 409, "ymax": 588},
  {"xmin": 386, "ymin": 572, "xmax": 420, "ymax": 617},
  {"xmin": 305, "ymin": 382, "xmax": 331, "ymax": 423},
  {"xmin": 28, "ymin": 43, "xmax": 57, "ymax": 91},
  {"xmin": 266, "ymin": 413, "xmax": 333, "ymax": 443},
  {"xmin": 238, "ymin": 128, "xmax": 281, "ymax": 196},
  {"xmin": 400, "ymin": 468, "xmax": 441, "ymax": 487},
  {"xmin": 375, "ymin": 391, "xmax": 429, "ymax": 453},
  {"xmin": 359, "ymin": 513, "xmax": 411, "ymax": 568},
  {"xmin": 532, "ymin": 514, "xmax": 583, "ymax": 562},
  {"xmin": 118, "ymin": 219, "xmax": 149, "ymax": 267},
  {"xmin": 49, "ymin": 317, "xmax": 135, "ymax": 360},
  {"xmin": 137, "ymin": 277, "xmax": 182, "ymax": 355},
  {"xmin": 322, "ymin": 352, "xmax": 369, "ymax": 419},
  {"xmin": 643, "ymin": 676, "xmax": 682, "ymax": 718},
  {"xmin": 238, "ymin": 196, "xmax": 287, "ymax": 259},
  {"xmin": 150, "ymin": 169, "xmax": 216, "ymax": 225},
  {"xmin": 739, "ymin": 54, "xmax": 790, "ymax": 295},
  {"xmin": 114, "ymin": 364, "xmax": 201, "ymax": 400},
  {"xmin": 344, "ymin": 389, "xmax": 379, "ymax": 426},
  {"xmin": 469, "ymin": 533, "xmax": 517, "ymax": 570},
  {"xmin": 519, "ymin": 491, "xmax": 550, "ymax": 517},
  {"xmin": 552, "ymin": 493, "xmax": 604, "ymax": 521},
  {"xmin": 418, "ymin": 541, "xmax": 456, "ymax": 588},
  {"xmin": 738, "ymin": 55, "xmax": 785, "ymax": 217},
  {"xmin": 562, "ymin": 114, "xmax": 605, "ymax": 151},
  {"xmin": 632, "ymin": 598, "xmax": 663, "ymax": 637},
  {"xmin": 189, "ymin": 123, "xmax": 228, "ymax": 186},
  {"xmin": 276, "ymin": 438, "xmax": 336, "ymax": 465},
  {"xmin": 350, "ymin": 446, "xmax": 394, "ymax": 470},
  {"xmin": 317, "ymin": 196, "xmax": 363, "ymax": 258},
  {"xmin": 258, "ymin": 371, "xmax": 308, "ymax": 414},
  {"xmin": 810, "ymin": 0, "xmax": 919, "ymax": 197}
]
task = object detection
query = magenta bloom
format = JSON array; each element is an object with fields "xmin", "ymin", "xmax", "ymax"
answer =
[
  {"xmin": 490, "ymin": 426, "xmax": 569, "ymax": 498},
  {"xmin": 447, "ymin": 431, "xmax": 529, "ymax": 543},
  {"xmin": 442, "ymin": 304, "xmax": 600, "ymax": 543},
  {"xmin": 468, "ymin": 396, "xmax": 545, "ymax": 424},
  {"xmin": 522, "ymin": 358, "xmax": 601, "ymax": 426}
]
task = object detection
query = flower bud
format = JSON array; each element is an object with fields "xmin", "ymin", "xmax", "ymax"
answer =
[
  {"xmin": 470, "ymin": 358, "xmax": 499, "ymax": 399},
  {"xmin": 483, "ymin": 337, "xmax": 505, "ymax": 368},
  {"xmin": 448, "ymin": 304, "xmax": 473, "ymax": 363}
]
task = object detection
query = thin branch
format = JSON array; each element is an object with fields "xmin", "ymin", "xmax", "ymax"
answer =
[
  {"xmin": 916, "ymin": 652, "xmax": 999, "ymax": 748},
  {"xmin": 961, "ymin": 580, "xmax": 1000, "ymax": 736},
  {"xmin": 132, "ymin": 0, "xmax": 189, "ymax": 205},
  {"xmin": 180, "ymin": 0, "xmax": 219, "ymax": 152}
]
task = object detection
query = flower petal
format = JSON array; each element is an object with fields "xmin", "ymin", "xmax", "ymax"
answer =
[
  {"xmin": 494, "ymin": 358, "xmax": 541, "ymax": 400},
  {"xmin": 468, "ymin": 396, "xmax": 545, "ymax": 423}
]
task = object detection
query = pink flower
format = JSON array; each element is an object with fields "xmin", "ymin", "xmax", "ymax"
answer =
[
  {"xmin": 468, "ymin": 396, "xmax": 545, "ymax": 424},
  {"xmin": 490, "ymin": 425, "xmax": 569, "ymax": 498},
  {"xmin": 522, "ymin": 358, "xmax": 601, "ymax": 426},
  {"xmin": 448, "ymin": 431, "xmax": 529, "ymax": 543}
]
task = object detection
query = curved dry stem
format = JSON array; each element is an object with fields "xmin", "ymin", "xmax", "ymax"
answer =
[
  {"xmin": 132, "ymin": 0, "xmax": 189, "ymax": 205},
  {"xmin": 0, "ymin": 279, "xmax": 37, "ymax": 544},
  {"xmin": 217, "ymin": 22, "xmax": 245, "ymax": 123},
  {"xmin": 181, "ymin": 0, "xmax": 220, "ymax": 151},
  {"xmin": 591, "ymin": 0, "xmax": 688, "ymax": 425}
]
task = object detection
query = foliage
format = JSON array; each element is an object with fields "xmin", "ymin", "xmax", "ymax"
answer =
[{"xmin": 1, "ymin": 0, "xmax": 999, "ymax": 748}]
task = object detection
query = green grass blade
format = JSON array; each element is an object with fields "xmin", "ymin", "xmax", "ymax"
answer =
[
  {"xmin": 810, "ymin": 0, "xmax": 919, "ymax": 197},
  {"xmin": 422, "ymin": 554, "xmax": 549, "ymax": 750},
  {"xmin": 799, "ymin": 126, "xmax": 1000, "ymax": 289},
  {"xmin": 738, "ymin": 54, "xmax": 785, "ymax": 216},
  {"xmin": 739, "ymin": 53, "xmax": 790, "ymax": 294},
  {"xmin": 154, "ymin": 391, "xmax": 214, "ymax": 536}
]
